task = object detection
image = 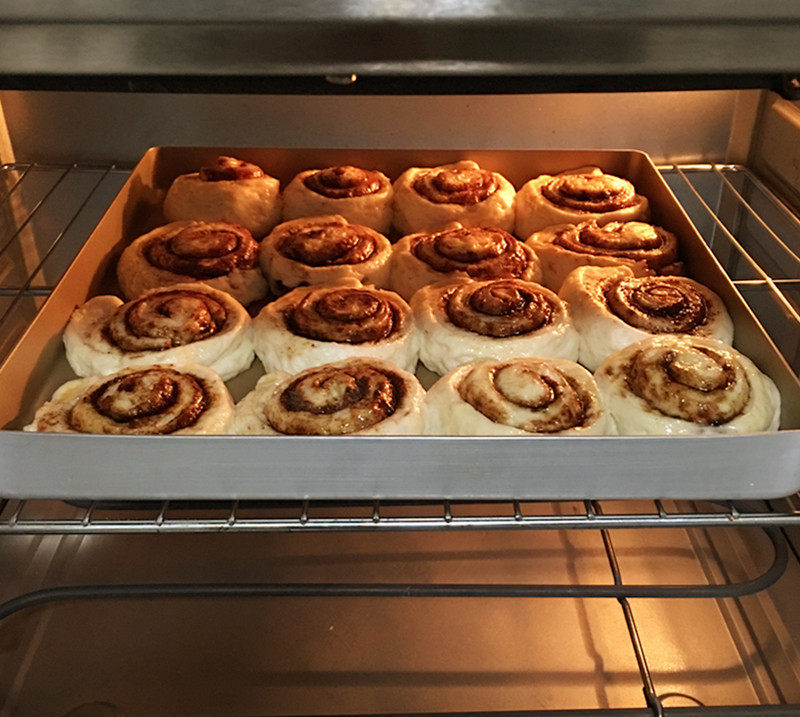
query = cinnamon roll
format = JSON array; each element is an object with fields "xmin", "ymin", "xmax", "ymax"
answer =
[
  {"xmin": 163, "ymin": 156, "xmax": 282, "ymax": 238},
  {"xmin": 283, "ymin": 165, "xmax": 393, "ymax": 233},
  {"xmin": 595, "ymin": 335, "xmax": 780, "ymax": 435},
  {"xmin": 64, "ymin": 283, "xmax": 254, "ymax": 381},
  {"xmin": 424, "ymin": 358, "xmax": 613, "ymax": 436},
  {"xmin": 391, "ymin": 222, "xmax": 542, "ymax": 301},
  {"xmin": 393, "ymin": 160, "xmax": 516, "ymax": 235},
  {"xmin": 253, "ymin": 279, "xmax": 417, "ymax": 374},
  {"xmin": 560, "ymin": 265, "xmax": 734, "ymax": 370},
  {"xmin": 515, "ymin": 166, "xmax": 649, "ymax": 238},
  {"xmin": 412, "ymin": 278, "xmax": 578, "ymax": 375},
  {"xmin": 526, "ymin": 220, "xmax": 682, "ymax": 291},
  {"xmin": 231, "ymin": 357, "xmax": 425, "ymax": 435},
  {"xmin": 259, "ymin": 215, "xmax": 393, "ymax": 294},
  {"xmin": 117, "ymin": 220, "xmax": 268, "ymax": 305},
  {"xmin": 24, "ymin": 363, "xmax": 234, "ymax": 435}
]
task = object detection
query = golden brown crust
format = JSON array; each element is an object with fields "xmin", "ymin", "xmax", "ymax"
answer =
[
  {"xmin": 199, "ymin": 156, "xmax": 265, "ymax": 181},
  {"xmin": 411, "ymin": 165, "xmax": 499, "ymax": 205},
  {"xmin": 541, "ymin": 172, "xmax": 637, "ymax": 213},
  {"xmin": 302, "ymin": 165, "xmax": 388, "ymax": 199}
]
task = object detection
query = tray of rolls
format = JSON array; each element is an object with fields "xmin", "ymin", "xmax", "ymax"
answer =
[{"xmin": 1, "ymin": 146, "xmax": 799, "ymax": 500}]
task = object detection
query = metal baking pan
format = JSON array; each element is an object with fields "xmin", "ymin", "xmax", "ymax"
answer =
[{"xmin": 1, "ymin": 147, "xmax": 799, "ymax": 501}]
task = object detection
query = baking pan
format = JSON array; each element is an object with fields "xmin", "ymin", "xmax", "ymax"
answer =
[{"xmin": 1, "ymin": 147, "xmax": 799, "ymax": 501}]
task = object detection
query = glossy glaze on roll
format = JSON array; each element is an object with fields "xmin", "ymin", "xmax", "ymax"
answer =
[
  {"xmin": 412, "ymin": 277, "xmax": 578, "ymax": 374},
  {"xmin": 25, "ymin": 363, "xmax": 234, "ymax": 435},
  {"xmin": 253, "ymin": 279, "xmax": 417, "ymax": 374},
  {"xmin": 393, "ymin": 160, "xmax": 516, "ymax": 234},
  {"xmin": 117, "ymin": 220, "xmax": 268, "ymax": 305},
  {"xmin": 231, "ymin": 357, "xmax": 425, "ymax": 435},
  {"xmin": 560, "ymin": 265, "xmax": 733, "ymax": 370},
  {"xmin": 259, "ymin": 214, "xmax": 392, "ymax": 294},
  {"xmin": 163, "ymin": 156, "xmax": 282, "ymax": 238},
  {"xmin": 424, "ymin": 357, "xmax": 613, "ymax": 435},
  {"xmin": 283, "ymin": 165, "xmax": 393, "ymax": 233},
  {"xmin": 391, "ymin": 222, "xmax": 541, "ymax": 300},
  {"xmin": 515, "ymin": 166, "xmax": 649, "ymax": 238},
  {"xmin": 595, "ymin": 335, "xmax": 780, "ymax": 435},
  {"xmin": 526, "ymin": 219, "xmax": 682, "ymax": 290},
  {"xmin": 64, "ymin": 282, "xmax": 254, "ymax": 380}
]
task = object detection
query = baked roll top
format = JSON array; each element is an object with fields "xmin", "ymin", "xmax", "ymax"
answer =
[
  {"xmin": 560, "ymin": 265, "xmax": 733, "ymax": 370},
  {"xmin": 595, "ymin": 335, "xmax": 780, "ymax": 435},
  {"xmin": 391, "ymin": 222, "xmax": 541, "ymax": 301},
  {"xmin": 64, "ymin": 283, "xmax": 254, "ymax": 381},
  {"xmin": 253, "ymin": 279, "xmax": 417, "ymax": 374},
  {"xmin": 393, "ymin": 160, "xmax": 516, "ymax": 234},
  {"xmin": 117, "ymin": 220, "xmax": 268, "ymax": 305},
  {"xmin": 424, "ymin": 357, "xmax": 613, "ymax": 435},
  {"xmin": 412, "ymin": 278, "xmax": 578, "ymax": 375},
  {"xmin": 232, "ymin": 357, "xmax": 425, "ymax": 435},
  {"xmin": 526, "ymin": 220, "xmax": 682, "ymax": 291},
  {"xmin": 259, "ymin": 215, "xmax": 392, "ymax": 294},
  {"xmin": 163, "ymin": 155, "xmax": 282, "ymax": 238},
  {"xmin": 25, "ymin": 364, "xmax": 234, "ymax": 435},
  {"xmin": 283, "ymin": 165, "xmax": 394, "ymax": 233},
  {"xmin": 515, "ymin": 166, "xmax": 649, "ymax": 238}
]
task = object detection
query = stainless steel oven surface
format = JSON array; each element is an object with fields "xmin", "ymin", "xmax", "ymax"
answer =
[{"xmin": 3, "ymin": 5, "xmax": 800, "ymax": 716}]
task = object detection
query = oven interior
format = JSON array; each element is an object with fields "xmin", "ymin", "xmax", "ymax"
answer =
[{"xmin": 2, "ymin": 11, "xmax": 800, "ymax": 714}]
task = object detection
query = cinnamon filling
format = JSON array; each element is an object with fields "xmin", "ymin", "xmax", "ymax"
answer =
[
  {"xmin": 199, "ymin": 156, "xmax": 264, "ymax": 181},
  {"xmin": 70, "ymin": 368, "xmax": 208, "ymax": 434},
  {"xmin": 286, "ymin": 287, "xmax": 403, "ymax": 343},
  {"xmin": 553, "ymin": 221, "xmax": 680, "ymax": 272},
  {"xmin": 266, "ymin": 362, "xmax": 405, "ymax": 435},
  {"xmin": 626, "ymin": 342, "xmax": 750, "ymax": 424},
  {"xmin": 109, "ymin": 289, "xmax": 228, "ymax": 351},
  {"xmin": 278, "ymin": 222, "xmax": 377, "ymax": 266},
  {"xmin": 605, "ymin": 276, "xmax": 707, "ymax": 333},
  {"xmin": 413, "ymin": 226, "xmax": 532, "ymax": 280},
  {"xmin": 303, "ymin": 165, "xmax": 384, "ymax": 199},
  {"xmin": 412, "ymin": 167, "xmax": 498, "ymax": 205},
  {"xmin": 459, "ymin": 360, "xmax": 592, "ymax": 433},
  {"xmin": 445, "ymin": 279, "xmax": 557, "ymax": 337},
  {"xmin": 542, "ymin": 172, "xmax": 637, "ymax": 212},
  {"xmin": 145, "ymin": 223, "xmax": 258, "ymax": 278}
]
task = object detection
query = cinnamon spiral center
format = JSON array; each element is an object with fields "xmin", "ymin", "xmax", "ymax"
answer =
[
  {"xmin": 445, "ymin": 280, "xmax": 557, "ymax": 337},
  {"xmin": 108, "ymin": 289, "xmax": 228, "ymax": 351},
  {"xmin": 412, "ymin": 167, "xmax": 498, "ymax": 205},
  {"xmin": 605, "ymin": 277, "xmax": 707, "ymax": 333},
  {"xmin": 286, "ymin": 287, "xmax": 404, "ymax": 343},
  {"xmin": 414, "ymin": 226, "xmax": 532, "ymax": 280},
  {"xmin": 70, "ymin": 367, "xmax": 207, "ymax": 434},
  {"xmin": 199, "ymin": 156, "xmax": 264, "ymax": 181},
  {"xmin": 627, "ymin": 342, "xmax": 750, "ymax": 424},
  {"xmin": 542, "ymin": 172, "xmax": 636, "ymax": 212},
  {"xmin": 146, "ymin": 223, "xmax": 258, "ymax": 278},
  {"xmin": 459, "ymin": 360, "xmax": 592, "ymax": 433},
  {"xmin": 303, "ymin": 165, "xmax": 384, "ymax": 199},
  {"xmin": 265, "ymin": 362, "xmax": 405, "ymax": 435},
  {"xmin": 553, "ymin": 221, "xmax": 680, "ymax": 270},
  {"xmin": 278, "ymin": 222, "xmax": 378, "ymax": 266}
]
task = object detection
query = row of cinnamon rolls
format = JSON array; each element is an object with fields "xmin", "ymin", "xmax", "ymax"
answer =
[
  {"xmin": 25, "ymin": 340, "xmax": 780, "ymax": 437},
  {"xmin": 116, "ymin": 214, "xmax": 682, "ymax": 309},
  {"xmin": 160, "ymin": 156, "xmax": 649, "ymax": 239}
]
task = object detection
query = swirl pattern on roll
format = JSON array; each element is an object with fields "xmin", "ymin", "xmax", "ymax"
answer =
[
  {"xmin": 25, "ymin": 364, "xmax": 234, "ymax": 435},
  {"xmin": 303, "ymin": 165, "xmax": 387, "ymax": 199},
  {"xmin": 231, "ymin": 358, "xmax": 426, "ymax": 435},
  {"xmin": 412, "ymin": 165, "xmax": 498, "ymax": 205},
  {"xmin": 260, "ymin": 215, "xmax": 393, "ymax": 294},
  {"xmin": 423, "ymin": 358, "xmax": 611, "ymax": 436},
  {"xmin": 199, "ymin": 155, "xmax": 264, "ymax": 181},
  {"xmin": 444, "ymin": 279, "xmax": 558, "ymax": 337},
  {"xmin": 542, "ymin": 172, "xmax": 637, "ymax": 213},
  {"xmin": 595, "ymin": 335, "xmax": 780, "ymax": 435}
]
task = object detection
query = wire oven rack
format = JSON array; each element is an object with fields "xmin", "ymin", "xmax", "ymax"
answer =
[{"xmin": 3, "ymin": 162, "xmax": 800, "ymax": 715}]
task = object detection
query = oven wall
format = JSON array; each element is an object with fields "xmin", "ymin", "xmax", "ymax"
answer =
[{"xmin": 0, "ymin": 89, "xmax": 761, "ymax": 166}]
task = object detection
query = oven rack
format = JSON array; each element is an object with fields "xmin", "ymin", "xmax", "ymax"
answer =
[{"xmin": 1, "ymin": 161, "xmax": 800, "ymax": 532}]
